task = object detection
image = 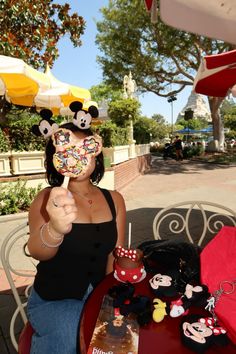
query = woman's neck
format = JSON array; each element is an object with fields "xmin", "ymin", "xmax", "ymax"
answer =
[{"xmin": 68, "ymin": 180, "xmax": 95, "ymax": 195}]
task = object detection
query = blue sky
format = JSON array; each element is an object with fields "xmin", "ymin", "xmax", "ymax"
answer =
[{"xmin": 52, "ymin": 0, "xmax": 194, "ymax": 124}]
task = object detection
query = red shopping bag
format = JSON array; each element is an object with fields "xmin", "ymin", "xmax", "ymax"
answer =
[{"xmin": 200, "ymin": 226, "xmax": 236, "ymax": 344}]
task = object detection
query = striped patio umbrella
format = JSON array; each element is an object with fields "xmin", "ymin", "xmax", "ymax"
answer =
[{"xmin": 0, "ymin": 55, "xmax": 91, "ymax": 115}]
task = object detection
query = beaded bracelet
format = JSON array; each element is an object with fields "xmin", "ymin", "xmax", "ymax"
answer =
[
  {"xmin": 47, "ymin": 222, "xmax": 64, "ymax": 240},
  {"xmin": 40, "ymin": 223, "xmax": 64, "ymax": 248}
]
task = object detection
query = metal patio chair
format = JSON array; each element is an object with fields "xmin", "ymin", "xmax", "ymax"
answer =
[
  {"xmin": 153, "ymin": 200, "xmax": 236, "ymax": 247},
  {"xmin": 1, "ymin": 220, "xmax": 36, "ymax": 352}
]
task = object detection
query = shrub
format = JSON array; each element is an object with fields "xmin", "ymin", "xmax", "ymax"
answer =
[
  {"xmin": 0, "ymin": 127, "xmax": 11, "ymax": 152},
  {"xmin": 97, "ymin": 121, "xmax": 129, "ymax": 147},
  {"xmin": 0, "ymin": 180, "xmax": 42, "ymax": 215},
  {"xmin": 8, "ymin": 119, "xmax": 45, "ymax": 151}
]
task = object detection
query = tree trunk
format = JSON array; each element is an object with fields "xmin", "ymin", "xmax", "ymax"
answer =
[
  {"xmin": 0, "ymin": 96, "xmax": 10, "ymax": 126},
  {"xmin": 208, "ymin": 96, "xmax": 225, "ymax": 152}
]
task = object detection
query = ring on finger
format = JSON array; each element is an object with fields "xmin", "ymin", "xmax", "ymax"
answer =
[{"xmin": 52, "ymin": 199, "xmax": 59, "ymax": 208}]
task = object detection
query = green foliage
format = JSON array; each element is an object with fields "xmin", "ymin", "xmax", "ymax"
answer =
[
  {"xmin": 134, "ymin": 116, "xmax": 169, "ymax": 143},
  {"xmin": 6, "ymin": 108, "xmax": 45, "ymax": 151},
  {"xmin": 224, "ymin": 106, "xmax": 236, "ymax": 131},
  {"xmin": 0, "ymin": 180, "xmax": 42, "ymax": 215},
  {"xmin": 108, "ymin": 98, "xmax": 141, "ymax": 127},
  {"xmin": 151, "ymin": 114, "xmax": 166, "ymax": 125},
  {"xmin": 0, "ymin": 1, "xmax": 85, "ymax": 69},
  {"xmin": 177, "ymin": 118, "xmax": 209, "ymax": 130},
  {"xmin": 90, "ymin": 83, "xmax": 123, "ymax": 104},
  {"xmin": 183, "ymin": 144, "xmax": 204, "ymax": 158},
  {"xmin": 0, "ymin": 127, "xmax": 10, "ymax": 152},
  {"xmin": 220, "ymin": 98, "xmax": 236, "ymax": 116},
  {"xmin": 98, "ymin": 121, "xmax": 129, "ymax": 147}
]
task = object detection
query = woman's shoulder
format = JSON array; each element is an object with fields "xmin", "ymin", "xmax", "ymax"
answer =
[{"xmin": 105, "ymin": 189, "xmax": 125, "ymax": 206}]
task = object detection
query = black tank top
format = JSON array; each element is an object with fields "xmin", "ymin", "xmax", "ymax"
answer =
[{"xmin": 34, "ymin": 188, "xmax": 117, "ymax": 300}]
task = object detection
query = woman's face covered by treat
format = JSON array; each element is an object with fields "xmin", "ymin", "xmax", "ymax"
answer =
[{"xmin": 52, "ymin": 128, "xmax": 102, "ymax": 178}]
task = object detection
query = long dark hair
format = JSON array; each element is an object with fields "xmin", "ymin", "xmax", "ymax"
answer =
[{"xmin": 44, "ymin": 122, "xmax": 105, "ymax": 187}]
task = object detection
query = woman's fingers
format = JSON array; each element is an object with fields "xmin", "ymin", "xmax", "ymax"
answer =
[
  {"xmin": 49, "ymin": 187, "xmax": 75, "ymax": 209},
  {"xmin": 64, "ymin": 204, "xmax": 78, "ymax": 216},
  {"xmin": 46, "ymin": 187, "xmax": 78, "ymax": 234}
]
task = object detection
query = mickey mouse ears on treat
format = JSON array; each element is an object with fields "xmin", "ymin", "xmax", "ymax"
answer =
[{"xmin": 32, "ymin": 100, "xmax": 99, "ymax": 139}]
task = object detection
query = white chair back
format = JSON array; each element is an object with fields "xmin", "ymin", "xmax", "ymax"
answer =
[
  {"xmin": 0, "ymin": 221, "xmax": 37, "ymax": 351},
  {"xmin": 153, "ymin": 201, "xmax": 236, "ymax": 247}
]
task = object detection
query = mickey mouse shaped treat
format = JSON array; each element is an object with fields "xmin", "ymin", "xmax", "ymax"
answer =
[
  {"xmin": 69, "ymin": 100, "xmax": 99, "ymax": 130},
  {"xmin": 52, "ymin": 128, "xmax": 102, "ymax": 178},
  {"xmin": 113, "ymin": 246, "xmax": 146, "ymax": 283},
  {"xmin": 31, "ymin": 106, "xmax": 102, "ymax": 179}
]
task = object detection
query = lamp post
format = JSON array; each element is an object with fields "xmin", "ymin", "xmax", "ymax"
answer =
[
  {"xmin": 167, "ymin": 95, "xmax": 177, "ymax": 140},
  {"xmin": 123, "ymin": 72, "xmax": 137, "ymax": 158}
]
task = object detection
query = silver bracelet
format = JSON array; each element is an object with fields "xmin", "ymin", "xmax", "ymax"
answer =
[
  {"xmin": 47, "ymin": 222, "xmax": 64, "ymax": 240},
  {"xmin": 40, "ymin": 223, "xmax": 64, "ymax": 248}
]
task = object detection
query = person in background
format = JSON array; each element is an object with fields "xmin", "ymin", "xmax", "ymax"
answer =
[
  {"xmin": 174, "ymin": 135, "xmax": 183, "ymax": 161},
  {"xmin": 27, "ymin": 122, "xmax": 126, "ymax": 354}
]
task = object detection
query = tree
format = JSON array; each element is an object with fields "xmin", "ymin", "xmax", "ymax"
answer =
[
  {"xmin": 0, "ymin": 0, "xmax": 85, "ymax": 69},
  {"xmin": 108, "ymin": 98, "xmax": 141, "ymax": 127},
  {"xmin": 223, "ymin": 103, "xmax": 236, "ymax": 137},
  {"xmin": 0, "ymin": 1, "xmax": 85, "ymax": 123},
  {"xmin": 151, "ymin": 113, "xmax": 166, "ymax": 124},
  {"xmin": 96, "ymin": 0, "xmax": 234, "ymax": 150},
  {"xmin": 134, "ymin": 115, "xmax": 169, "ymax": 143},
  {"xmin": 90, "ymin": 82, "xmax": 123, "ymax": 104},
  {"xmin": 178, "ymin": 117, "xmax": 209, "ymax": 130}
]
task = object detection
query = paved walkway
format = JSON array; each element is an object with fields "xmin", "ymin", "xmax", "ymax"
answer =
[
  {"xmin": 123, "ymin": 156, "xmax": 236, "ymax": 247},
  {"xmin": 1, "ymin": 156, "xmax": 236, "ymax": 353}
]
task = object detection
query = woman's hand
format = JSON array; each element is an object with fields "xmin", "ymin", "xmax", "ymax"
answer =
[{"xmin": 46, "ymin": 187, "xmax": 78, "ymax": 235}]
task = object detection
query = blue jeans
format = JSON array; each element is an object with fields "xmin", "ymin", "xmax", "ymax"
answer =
[{"xmin": 27, "ymin": 285, "xmax": 93, "ymax": 354}]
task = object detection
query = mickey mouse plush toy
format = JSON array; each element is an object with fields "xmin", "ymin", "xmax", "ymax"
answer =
[
  {"xmin": 31, "ymin": 109, "xmax": 59, "ymax": 138},
  {"xmin": 32, "ymin": 100, "xmax": 99, "ymax": 138},
  {"xmin": 69, "ymin": 101, "xmax": 99, "ymax": 130}
]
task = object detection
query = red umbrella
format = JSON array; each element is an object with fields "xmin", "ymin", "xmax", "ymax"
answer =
[
  {"xmin": 144, "ymin": 0, "xmax": 157, "ymax": 23},
  {"xmin": 193, "ymin": 49, "xmax": 236, "ymax": 97}
]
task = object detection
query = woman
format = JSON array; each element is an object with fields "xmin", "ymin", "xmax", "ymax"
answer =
[{"xmin": 27, "ymin": 122, "xmax": 126, "ymax": 354}]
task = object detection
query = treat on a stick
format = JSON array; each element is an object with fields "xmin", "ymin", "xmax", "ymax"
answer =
[
  {"xmin": 113, "ymin": 223, "xmax": 146, "ymax": 283},
  {"xmin": 52, "ymin": 128, "xmax": 102, "ymax": 187}
]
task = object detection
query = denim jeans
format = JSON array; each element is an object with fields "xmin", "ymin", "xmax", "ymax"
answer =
[{"xmin": 27, "ymin": 285, "xmax": 93, "ymax": 354}]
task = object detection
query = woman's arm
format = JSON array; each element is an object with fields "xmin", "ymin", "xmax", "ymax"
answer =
[
  {"xmin": 28, "ymin": 186, "xmax": 78, "ymax": 261},
  {"xmin": 106, "ymin": 190, "xmax": 126, "ymax": 274}
]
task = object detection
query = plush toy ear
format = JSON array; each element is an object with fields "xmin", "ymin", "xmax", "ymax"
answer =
[
  {"xmin": 32, "ymin": 109, "xmax": 58, "ymax": 138},
  {"xmin": 40, "ymin": 108, "xmax": 53, "ymax": 120},
  {"xmin": 88, "ymin": 105, "xmax": 99, "ymax": 118},
  {"xmin": 31, "ymin": 124, "xmax": 41, "ymax": 136},
  {"xmin": 69, "ymin": 101, "xmax": 83, "ymax": 113}
]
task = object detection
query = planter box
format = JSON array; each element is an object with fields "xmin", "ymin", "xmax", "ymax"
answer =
[
  {"xmin": 11, "ymin": 151, "xmax": 45, "ymax": 175},
  {"xmin": 103, "ymin": 145, "xmax": 129, "ymax": 165},
  {"xmin": 0, "ymin": 152, "xmax": 11, "ymax": 176},
  {"xmin": 135, "ymin": 144, "xmax": 150, "ymax": 156}
]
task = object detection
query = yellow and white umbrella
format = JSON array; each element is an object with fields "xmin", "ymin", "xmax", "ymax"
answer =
[
  {"xmin": 0, "ymin": 55, "xmax": 91, "ymax": 115},
  {"xmin": 34, "ymin": 66, "xmax": 91, "ymax": 115}
]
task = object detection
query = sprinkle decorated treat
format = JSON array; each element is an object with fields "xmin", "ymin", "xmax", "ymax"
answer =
[
  {"xmin": 113, "ymin": 246, "xmax": 146, "ymax": 283},
  {"xmin": 52, "ymin": 128, "xmax": 102, "ymax": 177}
]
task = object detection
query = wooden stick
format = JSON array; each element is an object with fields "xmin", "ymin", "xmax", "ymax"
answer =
[
  {"xmin": 128, "ymin": 222, "xmax": 132, "ymax": 249},
  {"xmin": 62, "ymin": 176, "xmax": 70, "ymax": 189}
]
